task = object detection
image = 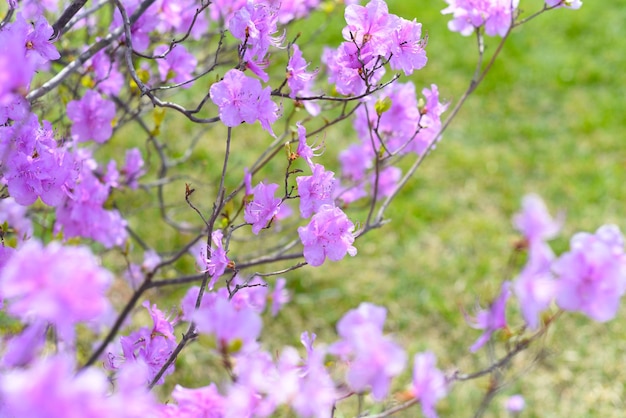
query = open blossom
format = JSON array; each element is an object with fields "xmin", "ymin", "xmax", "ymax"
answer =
[
  {"xmin": 297, "ymin": 164, "xmax": 337, "ymax": 218},
  {"xmin": 66, "ymin": 89, "xmax": 116, "ymax": 143},
  {"xmin": 287, "ymin": 44, "xmax": 318, "ymax": 98},
  {"xmin": 329, "ymin": 303, "xmax": 406, "ymax": 400},
  {"xmin": 514, "ymin": 241, "xmax": 556, "ymax": 329},
  {"xmin": 206, "ymin": 230, "xmax": 230, "ymax": 289},
  {"xmin": 106, "ymin": 301, "xmax": 177, "ymax": 386},
  {"xmin": 154, "ymin": 44, "xmax": 197, "ymax": 87},
  {"xmin": 1, "ymin": 355, "xmax": 158, "ymax": 417},
  {"xmin": 159, "ymin": 384, "xmax": 225, "ymax": 417},
  {"xmin": 466, "ymin": 281, "xmax": 511, "ymax": 352},
  {"xmin": 192, "ymin": 292, "xmax": 262, "ymax": 352},
  {"xmin": 412, "ymin": 352, "xmax": 448, "ymax": 418},
  {"xmin": 54, "ymin": 153, "xmax": 128, "ymax": 248},
  {"xmin": 442, "ymin": 0, "xmax": 519, "ymax": 37},
  {"xmin": 0, "ymin": 240, "xmax": 113, "ymax": 343},
  {"xmin": 0, "ymin": 25, "xmax": 34, "ymax": 106},
  {"xmin": 513, "ymin": 194, "xmax": 563, "ymax": 244},
  {"xmin": 342, "ymin": 0, "xmax": 393, "ymax": 55},
  {"xmin": 388, "ymin": 16, "xmax": 428, "ymax": 75},
  {"xmin": 228, "ymin": 2, "xmax": 282, "ymax": 61},
  {"xmin": 553, "ymin": 225, "xmax": 626, "ymax": 322},
  {"xmin": 298, "ymin": 204, "xmax": 357, "ymax": 266},
  {"xmin": 244, "ymin": 181, "xmax": 282, "ymax": 234},
  {"xmin": 209, "ymin": 69, "xmax": 279, "ymax": 135}
]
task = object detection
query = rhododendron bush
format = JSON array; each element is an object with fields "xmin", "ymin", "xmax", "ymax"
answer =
[{"xmin": 0, "ymin": 0, "xmax": 619, "ymax": 416}]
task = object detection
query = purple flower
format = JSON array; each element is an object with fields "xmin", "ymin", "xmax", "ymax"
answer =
[
  {"xmin": 342, "ymin": 0, "xmax": 393, "ymax": 56},
  {"xmin": 290, "ymin": 332, "xmax": 336, "ymax": 417},
  {"xmin": 161, "ymin": 384, "xmax": 225, "ymax": 417},
  {"xmin": 506, "ymin": 394, "xmax": 525, "ymax": 412},
  {"xmin": 412, "ymin": 352, "xmax": 448, "ymax": 418},
  {"xmin": 154, "ymin": 44, "xmax": 197, "ymax": 87},
  {"xmin": 513, "ymin": 194, "xmax": 563, "ymax": 244},
  {"xmin": 0, "ymin": 240, "xmax": 113, "ymax": 343},
  {"xmin": 271, "ymin": 277, "xmax": 290, "ymax": 316},
  {"xmin": 228, "ymin": 2, "xmax": 281, "ymax": 60},
  {"xmin": 1, "ymin": 320, "xmax": 47, "ymax": 368},
  {"xmin": 205, "ymin": 230, "xmax": 231, "ymax": 289},
  {"xmin": 0, "ymin": 197, "xmax": 33, "ymax": 242},
  {"xmin": 297, "ymin": 164, "xmax": 337, "ymax": 218},
  {"xmin": 88, "ymin": 47, "xmax": 124, "ymax": 96},
  {"xmin": 513, "ymin": 241, "xmax": 556, "ymax": 329},
  {"xmin": 107, "ymin": 301, "xmax": 177, "ymax": 386},
  {"xmin": 0, "ymin": 355, "xmax": 158, "ymax": 417},
  {"xmin": 66, "ymin": 89, "xmax": 116, "ymax": 143},
  {"xmin": 466, "ymin": 281, "xmax": 511, "ymax": 352},
  {"xmin": 54, "ymin": 156, "xmax": 128, "ymax": 248},
  {"xmin": 209, "ymin": 69, "xmax": 279, "ymax": 135},
  {"xmin": 0, "ymin": 24, "xmax": 34, "ymax": 106},
  {"xmin": 121, "ymin": 148, "xmax": 145, "ymax": 189},
  {"xmin": 371, "ymin": 165, "xmax": 401, "ymax": 199},
  {"xmin": 287, "ymin": 44, "xmax": 318, "ymax": 98},
  {"xmin": 353, "ymin": 81, "xmax": 421, "ymax": 155},
  {"xmin": 553, "ymin": 225, "xmax": 626, "ymax": 322},
  {"xmin": 296, "ymin": 122, "xmax": 323, "ymax": 169},
  {"xmin": 192, "ymin": 293, "xmax": 262, "ymax": 352},
  {"xmin": 298, "ymin": 204, "xmax": 357, "ymax": 267},
  {"xmin": 442, "ymin": 0, "xmax": 519, "ymax": 37},
  {"xmin": 244, "ymin": 181, "xmax": 282, "ymax": 234},
  {"xmin": 329, "ymin": 303, "xmax": 406, "ymax": 400},
  {"xmin": 25, "ymin": 15, "xmax": 61, "ymax": 68},
  {"xmin": 388, "ymin": 16, "xmax": 428, "ymax": 75}
]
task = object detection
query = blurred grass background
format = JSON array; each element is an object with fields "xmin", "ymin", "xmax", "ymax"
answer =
[{"xmin": 15, "ymin": 0, "xmax": 623, "ymax": 416}]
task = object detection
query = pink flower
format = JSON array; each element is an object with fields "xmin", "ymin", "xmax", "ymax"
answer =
[
  {"xmin": 161, "ymin": 384, "xmax": 225, "ymax": 417},
  {"xmin": 412, "ymin": 352, "xmax": 448, "ymax": 418},
  {"xmin": 0, "ymin": 240, "xmax": 113, "ymax": 343},
  {"xmin": 106, "ymin": 301, "xmax": 177, "ymax": 386},
  {"xmin": 297, "ymin": 164, "xmax": 337, "ymax": 218},
  {"xmin": 466, "ymin": 281, "xmax": 511, "ymax": 352},
  {"xmin": 206, "ymin": 230, "xmax": 231, "ymax": 289},
  {"xmin": 298, "ymin": 204, "xmax": 357, "ymax": 266},
  {"xmin": 554, "ymin": 225, "xmax": 626, "ymax": 322},
  {"xmin": 66, "ymin": 89, "xmax": 116, "ymax": 143},
  {"xmin": 513, "ymin": 242, "xmax": 556, "ymax": 329},
  {"xmin": 192, "ymin": 293, "xmax": 262, "ymax": 352},
  {"xmin": 209, "ymin": 69, "xmax": 279, "ymax": 135},
  {"xmin": 154, "ymin": 44, "xmax": 197, "ymax": 87},
  {"xmin": 244, "ymin": 181, "xmax": 282, "ymax": 234},
  {"xmin": 442, "ymin": 0, "xmax": 519, "ymax": 37},
  {"xmin": 271, "ymin": 278, "xmax": 290, "ymax": 316},
  {"xmin": 342, "ymin": 0, "xmax": 393, "ymax": 56},
  {"xmin": 388, "ymin": 16, "xmax": 428, "ymax": 75},
  {"xmin": 513, "ymin": 194, "xmax": 563, "ymax": 244},
  {"xmin": 329, "ymin": 303, "xmax": 406, "ymax": 400},
  {"xmin": 287, "ymin": 44, "xmax": 318, "ymax": 98}
]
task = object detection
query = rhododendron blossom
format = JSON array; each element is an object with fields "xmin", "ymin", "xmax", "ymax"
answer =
[
  {"xmin": 298, "ymin": 204, "xmax": 357, "ymax": 266},
  {"xmin": 0, "ymin": 240, "xmax": 112, "ymax": 343},
  {"xmin": 244, "ymin": 181, "xmax": 282, "ymax": 234},
  {"xmin": 412, "ymin": 352, "xmax": 448, "ymax": 418},
  {"xmin": 66, "ymin": 89, "xmax": 116, "ymax": 143},
  {"xmin": 553, "ymin": 225, "xmax": 626, "ymax": 322},
  {"xmin": 466, "ymin": 281, "xmax": 511, "ymax": 352},
  {"xmin": 209, "ymin": 69, "xmax": 279, "ymax": 135}
]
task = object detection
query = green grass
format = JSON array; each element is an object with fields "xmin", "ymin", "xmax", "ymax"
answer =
[{"xmin": 62, "ymin": 1, "xmax": 626, "ymax": 416}]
